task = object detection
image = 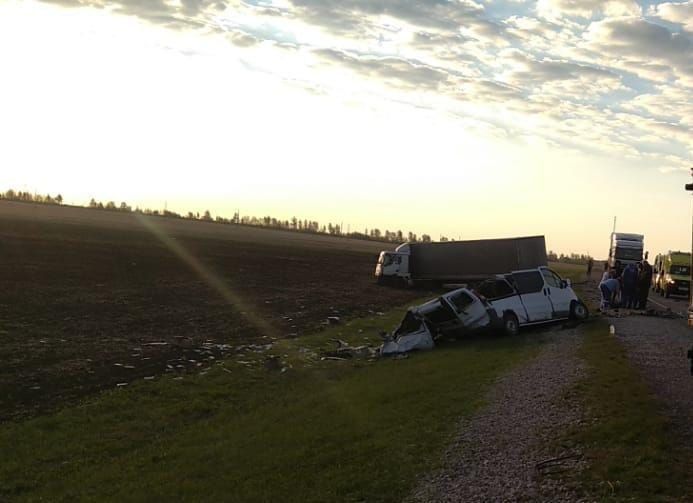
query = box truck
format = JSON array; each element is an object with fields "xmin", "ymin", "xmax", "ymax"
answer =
[{"xmin": 374, "ymin": 235, "xmax": 547, "ymax": 287}]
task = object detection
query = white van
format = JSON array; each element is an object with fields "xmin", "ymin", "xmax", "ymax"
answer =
[{"xmin": 381, "ymin": 267, "xmax": 587, "ymax": 354}]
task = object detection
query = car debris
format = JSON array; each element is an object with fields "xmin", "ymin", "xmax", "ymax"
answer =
[
  {"xmin": 379, "ymin": 266, "xmax": 588, "ymax": 355},
  {"xmin": 323, "ymin": 339, "xmax": 378, "ymax": 359}
]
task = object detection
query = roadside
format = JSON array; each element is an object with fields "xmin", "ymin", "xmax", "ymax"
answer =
[
  {"xmin": 0, "ymin": 306, "xmax": 545, "ymax": 502},
  {"xmin": 407, "ymin": 265, "xmax": 693, "ymax": 502},
  {"xmin": 408, "ymin": 325, "xmax": 586, "ymax": 502}
]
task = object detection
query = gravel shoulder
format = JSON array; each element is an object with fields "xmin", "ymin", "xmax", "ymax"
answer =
[
  {"xmin": 611, "ymin": 315, "xmax": 693, "ymax": 441},
  {"xmin": 408, "ymin": 327, "xmax": 586, "ymax": 502}
]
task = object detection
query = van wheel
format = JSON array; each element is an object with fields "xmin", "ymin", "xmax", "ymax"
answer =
[
  {"xmin": 502, "ymin": 312, "xmax": 519, "ymax": 336},
  {"xmin": 570, "ymin": 301, "xmax": 588, "ymax": 321}
]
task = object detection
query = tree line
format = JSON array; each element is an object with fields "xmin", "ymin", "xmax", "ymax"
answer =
[
  {"xmin": 547, "ymin": 251, "xmax": 593, "ymax": 264},
  {"xmin": 1, "ymin": 189, "xmax": 435, "ymax": 244},
  {"xmin": 1, "ymin": 189, "xmax": 63, "ymax": 205}
]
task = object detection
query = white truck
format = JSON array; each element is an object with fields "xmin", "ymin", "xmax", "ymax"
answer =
[
  {"xmin": 380, "ymin": 266, "xmax": 587, "ymax": 355},
  {"xmin": 375, "ymin": 236, "xmax": 547, "ymax": 287},
  {"xmin": 608, "ymin": 232, "xmax": 645, "ymax": 272}
]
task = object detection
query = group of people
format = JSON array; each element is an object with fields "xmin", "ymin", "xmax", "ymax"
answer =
[{"xmin": 598, "ymin": 259, "xmax": 652, "ymax": 311}]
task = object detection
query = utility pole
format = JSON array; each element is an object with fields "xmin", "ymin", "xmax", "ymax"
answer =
[{"xmin": 685, "ymin": 169, "xmax": 693, "ymax": 327}]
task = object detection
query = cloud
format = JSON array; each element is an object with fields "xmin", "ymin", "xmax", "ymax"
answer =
[
  {"xmin": 537, "ymin": 0, "xmax": 641, "ymax": 20},
  {"xmin": 585, "ymin": 18, "xmax": 693, "ymax": 81},
  {"xmin": 287, "ymin": 0, "xmax": 485, "ymax": 33},
  {"xmin": 314, "ymin": 48, "xmax": 451, "ymax": 89},
  {"xmin": 36, "ymin": 0, "xmax": 691, "ymax": 172},
  {"xmin": 650, "ymin": 1, "xmax": 693, "ymax": 32}
]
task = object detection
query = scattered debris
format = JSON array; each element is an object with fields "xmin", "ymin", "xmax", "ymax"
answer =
[
  {"xmin": 327, "ymin": 316, "xmax": 341, "ymax": 325},
  {"xmin": 264, "ymin": 355, "xmax": 282, "ymax": 371},
  {"xmin": 323, "ymin": 339, "xmax": 378, "ymax": 359},
  {"xmin": 116, "ymin": 383, "xmax": 128, "ymax": 387}
]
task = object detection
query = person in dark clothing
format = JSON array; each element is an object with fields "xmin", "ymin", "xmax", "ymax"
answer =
[
  {"xmin": 587, "ymin": 257, "xmax": 594, "ymax": 277},
  {"xmin": 637, "ymin": 260, "xmax": 653, "ymax": 309},
  {"xmin": 621, "ymin": 263, "xmax": 638, "ymax": 308}
]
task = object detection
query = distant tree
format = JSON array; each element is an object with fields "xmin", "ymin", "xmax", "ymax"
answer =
[
  {"xmin": 203, "ymin": 210, "xmax": 212, "ymax": 221},
  {"xmin": 105, "ymin": 201, "xmax": 116, "ymax": 210},
  {"xmin": 55, "ymin": 194, "xmax": 63, "ymax": 205},
  {"xmin": 396, "ymin": 230, "xmax": 403, "ymax": 242},
  {"xmin": 119, "ymin": 202, "xmax": 131, "ymax": 212},
  {"xmin": 440, "ymin": 236, "xmax": 449, "ymax": 242},
  {"xmin": 421, "ymin": 234, "xmax": 431, "ymax": 243}
]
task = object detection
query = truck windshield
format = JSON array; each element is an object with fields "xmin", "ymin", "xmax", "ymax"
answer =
[
  {"xmin": 380, "ymin": 254, "xmax": 393, "ymax": 267},
  {"xmin": 614, "ymin": 248, "xmax": 642, "ymax": 261},
  {"xmin": 670, "ymin": 265, "xmax": 690, "ymax": 276}
]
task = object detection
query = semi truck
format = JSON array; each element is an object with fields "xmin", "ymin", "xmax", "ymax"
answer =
[
  {"xmin": 608, "ymin": 232, "xmax": 645, "ymax": 272},
  {"xmin": 652, "ymin": 251, "xmax": 691, "ymax": 298},
  {"xmin": 374, "ymin": 235, "xmax": 547, "ymax": 287}
]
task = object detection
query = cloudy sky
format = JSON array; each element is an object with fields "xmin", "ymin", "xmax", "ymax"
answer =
[{"xmin": 0, "ymin": 0, "xmax": 691, "ymax": 255}]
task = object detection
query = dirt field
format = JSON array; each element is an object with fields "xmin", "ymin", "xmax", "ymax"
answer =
[{"xmin": 0, "ymin": 201, "xmax": 421, "ymax": 421}]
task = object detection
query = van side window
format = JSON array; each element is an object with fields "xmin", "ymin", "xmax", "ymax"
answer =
[
  {"xmin": 511, "ymin": 271, "xmax": 544, "ymax": 294},
  {"xmin": 541, "ymin": 269, "xmax": 560, "ymax": 288},
  {"xmin": 495, "ymin": 280, "xmax": 515, "ymax": 297}
]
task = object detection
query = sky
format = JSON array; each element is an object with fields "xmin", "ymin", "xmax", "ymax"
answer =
[{"xmin": 0, "ymin": 0, "xmax": 691, "ymax": 257}]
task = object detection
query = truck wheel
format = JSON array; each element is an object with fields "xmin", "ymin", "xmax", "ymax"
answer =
[
  {"xmin": 502, "ymin": 312, "xmax": 519, "ymax": 337},
  {"xmin": 570, "ymin": 301, "xmax": 588, "ymax": 321}
]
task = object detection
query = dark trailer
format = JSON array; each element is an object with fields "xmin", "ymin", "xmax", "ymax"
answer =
[{"xmin": 407, "ymin": 236, "xmax": 547, "ymax": 283}]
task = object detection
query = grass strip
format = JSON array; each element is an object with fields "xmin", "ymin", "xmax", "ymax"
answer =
[
  {"xmin": 0, "ymin": 304, "xmax": 546, "ymax": 502},
  {"xmin": 565, "ymin": 320, "xmax": 693, "ymax": 501}
]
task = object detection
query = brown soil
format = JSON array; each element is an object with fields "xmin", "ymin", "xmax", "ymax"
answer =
[{"xmin": 0, "ymin": 202, "xmax": 421, "ymax": 421}]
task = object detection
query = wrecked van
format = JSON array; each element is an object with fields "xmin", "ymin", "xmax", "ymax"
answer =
[{"xmin": 381, "ymin": 267, "xmax": 587, "ymax": 355}]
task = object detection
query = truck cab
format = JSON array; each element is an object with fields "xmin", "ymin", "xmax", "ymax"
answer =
[
  {"xmin": 608, "ymin": 232, "xmax": 644, "ymax": 273},
  {"xmin": 374, "ymin": 244, "xmax": 411, "ymax": 284}
]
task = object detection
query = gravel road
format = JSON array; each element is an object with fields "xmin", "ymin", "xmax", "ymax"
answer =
[
  {"xmin": 611, "ymin": 315, "xmax": 693, "ymax": 441},
  {"xmin": 408, "ymin": 328, "xmax": 587, "ymax": 503}
]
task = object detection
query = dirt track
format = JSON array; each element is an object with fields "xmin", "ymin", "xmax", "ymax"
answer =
[{"xmin": 0, "ymin": 202, "xmax": 421, "ymax": 421}]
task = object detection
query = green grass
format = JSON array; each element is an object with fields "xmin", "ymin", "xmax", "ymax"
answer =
[
  {"xmin": 0, "ymin": 304, "xmax": 546, "ymax": 502},
  {"xmin": 550, "ymin": 261, "xmax": 589, "ymax": 282},
  {"xmin": 563, "ymin": 320, "xmax": 693, "ymax": 501}
]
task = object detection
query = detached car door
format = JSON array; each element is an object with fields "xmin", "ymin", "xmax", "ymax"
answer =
[
  {"xmin": 510, "ymin": 270, "xmax": 553, "ymax": 322},
  {"xmin": 442, "ymin": 289, "xmax": 490, "ymax": 330}
]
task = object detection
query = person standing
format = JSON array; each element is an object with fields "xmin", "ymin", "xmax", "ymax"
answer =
[
  {"xmin": 621, "ymin": 262, "xmax": 638, "ymax": 309},
  {"xmin": 587, "ymin": 257, "xmax": 594, "ymax": 278},
  {"xmin": 637, "ymin": 259, "xmax": 653, "ymax": 309}
]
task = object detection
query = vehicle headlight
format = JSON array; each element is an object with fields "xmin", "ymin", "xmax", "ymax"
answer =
[{"xmin": 668, "ymin": 278, "xmax": 675, "ymax": 284}]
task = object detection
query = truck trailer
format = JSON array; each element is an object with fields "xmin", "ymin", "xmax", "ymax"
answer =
[{"xmin": 374, "ymin": 235, "xmax": 547, "ymax": 287}]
